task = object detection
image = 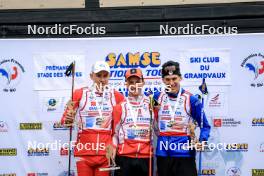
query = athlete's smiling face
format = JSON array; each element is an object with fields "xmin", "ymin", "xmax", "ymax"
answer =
[
  {"xmin": 162, "ymin": 74, "xmax": 182, "ymax": 93},
  {"xmin": 90, "ymin": 71, "xmax": 110, "ymax": 89},
  {"xmin": 126, "ymin": 76, "xmax": 144, "ymax": 97}
]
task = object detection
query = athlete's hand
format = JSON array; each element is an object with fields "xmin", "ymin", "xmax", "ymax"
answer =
[
  {"xmin": 64, "ymin": 112, "xmax": 75, "ymax": 127},
  {"xmin": 64, "ymin": 100, "xmax": 77, "ymax": 127}
]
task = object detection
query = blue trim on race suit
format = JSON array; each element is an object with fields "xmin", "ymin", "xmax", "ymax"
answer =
[{"xmin": 154, "ymin": 89, "xmax": 211, "ymax": 157}]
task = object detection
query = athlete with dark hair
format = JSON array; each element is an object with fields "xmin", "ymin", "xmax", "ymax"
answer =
[{"xmin": 154, "ymin": 60, "xmax": 211, "ymax": 176}]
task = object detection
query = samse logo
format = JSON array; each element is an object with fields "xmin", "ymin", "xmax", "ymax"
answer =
[{"xmin": 105, "ymin": 52, "xmax": 161, "ymax": 80}]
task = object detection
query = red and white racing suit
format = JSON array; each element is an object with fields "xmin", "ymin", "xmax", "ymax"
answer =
[
  {"xmin": 61, "ymin": 87, "xmax": 124, "ymax": 176},
  {"xmin": 112, "ymin": 95, "xmax": 153, "ymax": 158}
]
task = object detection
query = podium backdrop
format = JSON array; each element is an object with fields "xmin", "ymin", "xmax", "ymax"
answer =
[{"xmin": 0, "ymin": 34, "xmax": 263, "ymax": 176}]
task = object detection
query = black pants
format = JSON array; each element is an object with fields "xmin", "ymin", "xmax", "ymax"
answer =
[
  {"xmin": 116, "ymin": 156, "xmax": 151, "ymax": 176},
  {"xmin": 157, "ymin": 156, "xmax": 197, "ymax": 176}
]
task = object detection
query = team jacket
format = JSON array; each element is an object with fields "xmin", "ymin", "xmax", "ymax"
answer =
[
  {"xmin": 154, "ymin": 89, "xmax": 211, "ymax": 157},
  {"xmin": 61, "ymin": 87, "xmax": 124, "ymax": 156},
  {"xmin": 112, "ymin": 95, "xmax": 154, "ymax": 158}
]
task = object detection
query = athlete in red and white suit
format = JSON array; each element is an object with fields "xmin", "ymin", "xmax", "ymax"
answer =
[
  {"xmin": 112, "ymin": 68, "xmax": 153, "ymax": 176},
  {"xmin": 61, "ymin": 61, "xmax": 124, "ymax": 176}
]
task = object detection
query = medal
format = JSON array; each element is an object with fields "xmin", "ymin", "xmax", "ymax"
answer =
[
  {"xmin": 165, "ymin": 86, "xmax": 183, "ymax": 123},
  {"xmin": 126, "ymin": 95, "xmax": 145, "ymax": 128},
  {"xmin": 90, "ymin": 84, "xmax": 110, "ymax": 120}
]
